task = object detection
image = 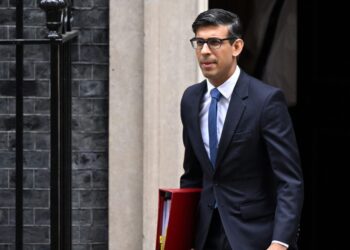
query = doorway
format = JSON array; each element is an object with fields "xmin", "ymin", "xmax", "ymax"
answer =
[{"xmin": 208, "ymin": 1, "xmax": 350, "ymax": 249}]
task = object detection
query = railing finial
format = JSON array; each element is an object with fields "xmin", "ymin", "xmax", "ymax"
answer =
[{"xmin": 39, "ymin": 0, "xmax": 67, "ymax": 39}]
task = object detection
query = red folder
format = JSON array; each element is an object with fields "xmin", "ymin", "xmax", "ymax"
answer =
[{"xmin": 155, "ymin": 188, "xmax": 201, "ymax": 250}]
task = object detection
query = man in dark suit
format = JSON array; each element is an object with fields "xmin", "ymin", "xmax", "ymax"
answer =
[{"xmin": 180, "ymin": 9, "xmax": 303, "ymax": 250}]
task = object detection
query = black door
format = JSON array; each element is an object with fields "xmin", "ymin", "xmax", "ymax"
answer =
[{"xmin": 208, "ymin": 1, "xmax": 350, "ymax": 249}]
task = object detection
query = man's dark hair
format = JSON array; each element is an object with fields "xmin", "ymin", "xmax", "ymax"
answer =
[{"xmin": 192, "ymin": 8, "xmax": 243, "ymax": 38}]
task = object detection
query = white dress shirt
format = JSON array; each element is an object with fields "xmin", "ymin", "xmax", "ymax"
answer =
[{"xmin": 200, "ymin": 67, "xmax": 240, "ymax": 158}]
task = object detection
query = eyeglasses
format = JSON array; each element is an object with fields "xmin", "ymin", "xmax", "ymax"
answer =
[{"xmin": 190, "ymin": 36, "xmax": 237, "ymax": 50}]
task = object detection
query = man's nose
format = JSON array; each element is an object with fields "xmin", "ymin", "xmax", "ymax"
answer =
[{"xmin": 200, "ymin": 43, "xmax": 211, "ymax": 54}]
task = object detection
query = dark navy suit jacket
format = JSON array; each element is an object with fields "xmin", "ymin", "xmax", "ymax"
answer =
[{"xmin": 180, "ymin": 70, "xmax": 304, "ymax": 250}]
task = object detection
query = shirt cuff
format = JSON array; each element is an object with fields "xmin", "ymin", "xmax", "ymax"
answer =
[{"xmin": 272, "ymin": 240, "xmax": 289, "ymax": 248}]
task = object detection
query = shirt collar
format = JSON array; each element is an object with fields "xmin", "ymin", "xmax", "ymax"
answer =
[{"xmin": 206, "ymin": 66, "xmax": 240, "ymax": 101}]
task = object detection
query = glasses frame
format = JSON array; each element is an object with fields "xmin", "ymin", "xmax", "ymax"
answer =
[{"xmin": 190, "ymin": 36, "xmax": 238, "ymax": 50}]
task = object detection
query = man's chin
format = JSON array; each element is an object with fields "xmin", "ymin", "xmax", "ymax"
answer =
[{"xmin": 201, "ymin": 69, "xmax": 214, "ymax": 77}]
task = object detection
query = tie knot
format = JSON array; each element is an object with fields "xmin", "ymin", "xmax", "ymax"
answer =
[{"xmin": 210, "ymin": 88, "xmax": 221, "ymax": 101}]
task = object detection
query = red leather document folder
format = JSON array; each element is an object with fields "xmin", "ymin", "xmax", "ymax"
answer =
[{"xmin": 156, "ymin": 188, "xmax": 201, "ymax": 250}]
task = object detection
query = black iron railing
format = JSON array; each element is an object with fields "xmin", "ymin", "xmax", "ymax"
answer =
[{"xmin": 0, "ymin": 1, "xmax": 78, "ymax": 249}]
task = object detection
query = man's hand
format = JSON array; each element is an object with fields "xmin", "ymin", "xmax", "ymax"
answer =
[{"xmin": 266, "ymin": 243, "xmax": 287, "ymax": 250}]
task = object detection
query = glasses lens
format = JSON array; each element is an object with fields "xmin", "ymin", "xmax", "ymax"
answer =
[
  {"xmin": 208, "ymin": 38, "xmax": 222, "ymax": 49},
  {"xmin": 196, "ymin": 39, "xmax": 205, "ymax": 48},
  {"xmin": 191, "ymin": 39, "xmax": 204, "ymax": 49}
]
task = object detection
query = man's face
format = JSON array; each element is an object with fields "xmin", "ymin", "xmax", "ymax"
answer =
[{"xmin": 194, "ymin": 25, "xmax": 242, "ymax": 86}]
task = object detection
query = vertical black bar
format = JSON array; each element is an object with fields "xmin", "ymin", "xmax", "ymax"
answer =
[
  {"xmin": 67, "ymin": 0, "xmax": 72, "ymax": 32},
  {"xmin": 51, "ymin": 41, "xmax": 73, "ymax": 250},
  {"xmin": 51, "ymin": 43, "xmax": 60, "ymax": 250},
  {"xmin": 61, "ymin": 41, "xmax": 72, "ymax": 250},
  {"xmin": 16, "ymin": 0, "xmax": 24, "ymax": 249}
]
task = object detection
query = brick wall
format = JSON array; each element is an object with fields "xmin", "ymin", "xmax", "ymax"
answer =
[{"xmin": 0, "ymin": 0, "xmax": 109, "ymax": 249}]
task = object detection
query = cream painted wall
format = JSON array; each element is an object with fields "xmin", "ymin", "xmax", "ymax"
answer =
[
  {"xmin": 109, "ymin": 0, "xmax": 207, "ymax": 249},
  {"xmin": 143, "ymin": 0, "xmax": 207, "ymax": 249},
  {"xmin": 109, "ymin": 0, "xmax": 144, "ymax": 249}
]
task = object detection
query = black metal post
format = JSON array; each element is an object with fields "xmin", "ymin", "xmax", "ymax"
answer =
[
  {"xmin": 50, "ymin": 42, "xmax": 61, "ymax": 250},
  {"xmin": 15, "ymin": 0, "xmax": 24, "ymax": 249},
  {"xmin": 61, "ymin": 41, "xmax": 72, "ymax": 250},
  {"xmin": 40, "ymin": 1, "xmax": 73, "ymax": 249},
  {"xmin": 49, "ymin": 37, "xmax": 73, "ymax": 250},
  {"xmin": 67, "ymin": 0, "xmax": 73, "ymax": 32}
]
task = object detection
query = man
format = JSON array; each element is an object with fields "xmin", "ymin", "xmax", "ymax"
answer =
[{"xmin": 180, "ymin": 9, "xmax": 303, "ymax": 250}]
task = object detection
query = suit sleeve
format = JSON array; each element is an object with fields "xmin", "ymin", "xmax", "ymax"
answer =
[
  {"xmin": 260, "ymin": 89, "xmax": 304, "ymax": 245},
  {"xmin": 180, "ymin": 94, "xmax": 203, "ymax": 188},
  {"xmin": 180, "ymin": 127, "xmax": 203, "ymax": 188}
]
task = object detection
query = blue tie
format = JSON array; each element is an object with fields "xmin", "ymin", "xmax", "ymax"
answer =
[{"xmin": 208, "ymin": 88, "xmax": 221, "ymax": 167}]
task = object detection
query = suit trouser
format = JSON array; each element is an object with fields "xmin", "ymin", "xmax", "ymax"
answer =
[{"xmin": 203, "ymin": 209, "xmax": 232, "ymax": 250}]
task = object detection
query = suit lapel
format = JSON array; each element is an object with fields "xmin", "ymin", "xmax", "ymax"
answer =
[
  {"xmin": 188, "ymin": 80, "xmax": 214, "ymax": 172},
  {"xmin": 215, "ymin": 71, "xmax": 249, "ymax": 168}
]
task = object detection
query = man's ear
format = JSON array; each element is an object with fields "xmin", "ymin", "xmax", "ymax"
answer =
[{"xmin": 232, "ymin": 39, "xmax": 244, "ymax": 57}]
